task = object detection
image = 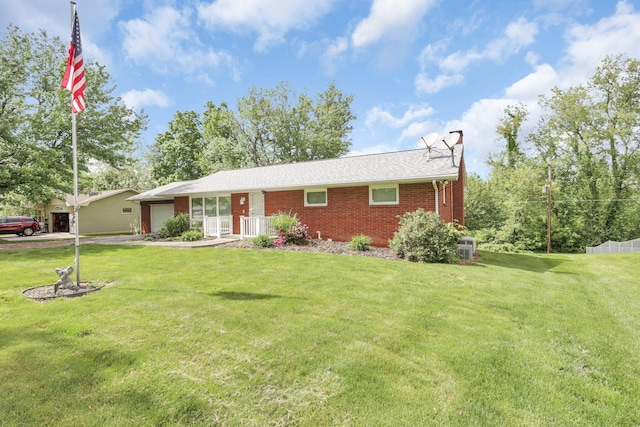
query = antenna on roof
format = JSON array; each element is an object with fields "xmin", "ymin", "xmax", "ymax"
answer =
[
  {"xmin": 441, "ymin": 133, "xmax": 459, "ymax": 166},
  {"xmin": 419, "ymin": 133, "xmax": 439, "ymax": 161}
]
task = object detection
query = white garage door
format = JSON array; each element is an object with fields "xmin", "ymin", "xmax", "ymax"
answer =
[{"xmin": 150, "ymin": 203, "xmax": 175, "ymax": 232}]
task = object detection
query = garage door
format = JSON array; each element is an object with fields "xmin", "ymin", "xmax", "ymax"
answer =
[{"xmin": 150, "ymin": 203, "xmax": 175, "ymax": 232}]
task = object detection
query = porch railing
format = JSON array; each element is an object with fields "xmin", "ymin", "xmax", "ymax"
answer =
[
  {"xmin": 203, "ymin": 216, "xmax": 233, "ymax": 238},
  {"xmin": 240, "ymin": 216, "xmax": 276, "ymax": 239}
]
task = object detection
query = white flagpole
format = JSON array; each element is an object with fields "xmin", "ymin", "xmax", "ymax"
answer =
[{"xmin": 70, "ymin": 1, "xmax": 81, "ymax": 286}]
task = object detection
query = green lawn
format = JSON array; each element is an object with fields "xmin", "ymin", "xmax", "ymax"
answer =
[{"xmin": 1, "ymin": 245, "xmax": 639, "ymax": 426}]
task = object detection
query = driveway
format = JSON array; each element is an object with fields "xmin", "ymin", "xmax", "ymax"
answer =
[{"xmin": 0, "ymin": 233, "xmax": 239, "ymax": 250}]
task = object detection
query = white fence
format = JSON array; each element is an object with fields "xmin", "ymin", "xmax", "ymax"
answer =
[
  {"xmin": 586, "ymin": 238, "xmax": 640, "ymax": 254},
  {"xmin": 240, "ymin": 216, "xmax": 276, "ymax": 239},
  {"xmin": 203, "ymin": 216, "xmax": 233, "ymax": 238}
]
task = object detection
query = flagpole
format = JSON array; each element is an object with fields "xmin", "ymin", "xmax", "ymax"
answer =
[{"xmin": 70, "ymin": 1, "xmax": 81, "ymax": 286}]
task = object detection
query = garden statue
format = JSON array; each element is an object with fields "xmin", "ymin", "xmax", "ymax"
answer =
[{"xmin": 54, "ymin": 266, "xmax": 75, "ymax": 294}]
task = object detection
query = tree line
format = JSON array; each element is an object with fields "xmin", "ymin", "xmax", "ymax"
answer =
[{"xmin": 466, "ymin": 55, "xmax": 640, "ymax": 252}]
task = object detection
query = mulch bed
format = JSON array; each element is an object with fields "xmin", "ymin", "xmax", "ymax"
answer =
[
  {"xmin": 218, "ymin": 239, "xmax": 400, "ymax": 260},
  {"xmin": 23, "ymin": 283, "xmax": 105, "ymax": 302}
]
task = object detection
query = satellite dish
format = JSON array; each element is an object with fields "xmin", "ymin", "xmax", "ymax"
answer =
[
  {"xmin": 442, "ymin": 133, "xmax": 459, "ymax": 149},
  {"xmin": 420, "ymin": 133, "xmax": 439, "ymax": 148}
]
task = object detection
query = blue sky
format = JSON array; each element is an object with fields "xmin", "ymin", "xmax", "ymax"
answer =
[{"xmin": 2, "ymin": 0, "xmax": 640, "ymax": 176}]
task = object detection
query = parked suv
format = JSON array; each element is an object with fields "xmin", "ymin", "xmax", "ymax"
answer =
[{"xmin": 0, "ymin": 216, "xmax": 41, "ymax": 236}]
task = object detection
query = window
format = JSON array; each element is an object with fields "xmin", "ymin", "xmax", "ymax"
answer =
[
  {"xmin": 369, "ymin": 184, "xmax": 399, "ymax": 205},
  {"xmin": 218, "ymin": 196, "xmax": 231, "ymax": 215},
  {"xmin": 305, "ymin": 188, "xmax": 327, "ymax": 206},
  {"xmin": 191, "ymin": 198, "xmax": 203, "ymax": 218},
  {"xmin": 191, "ymin": 196, "xmax": 231, "ymax": 219},
  {"xmin": 121, "ymin": 207, "xmax": 133, "ymax": 214}
]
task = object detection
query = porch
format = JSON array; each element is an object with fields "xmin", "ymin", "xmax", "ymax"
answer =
[{"xmin": 203, "ymin": 216, "xmax": 277, "ymax": 239}]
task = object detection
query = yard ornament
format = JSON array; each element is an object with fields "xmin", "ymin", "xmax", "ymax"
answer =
[{"xmin": 54, "ymin": 266, "xmax": 75, "ymax": 294}]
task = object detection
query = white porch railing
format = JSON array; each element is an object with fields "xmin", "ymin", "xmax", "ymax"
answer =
[
  {"xmin": 240, "ymin": 216, "xmax": 276, "ymax": 239},
  {"xmin": 203, "ymin": 216, "xmax": 233, "ymax": 238}
]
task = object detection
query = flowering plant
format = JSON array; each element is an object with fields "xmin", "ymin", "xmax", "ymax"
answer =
[{"xmin": 274, "ymin": 223, "xmax": 312, "ymax": 246}]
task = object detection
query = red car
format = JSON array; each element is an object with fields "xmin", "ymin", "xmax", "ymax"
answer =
[{"xmin": 0, "ymin": 216, "xmax": 41, "ymax": 236}]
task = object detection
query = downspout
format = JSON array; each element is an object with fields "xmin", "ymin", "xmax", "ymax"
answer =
[
  {"xmin": 450, "ymin": 181, "xmax": 455, "ymax": 222},
  {"xmin": 432, "ymin": 180, "xmax": 439, "ymax": 215}
]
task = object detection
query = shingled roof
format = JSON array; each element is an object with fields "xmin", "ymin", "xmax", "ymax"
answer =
[{"xmin": 129, "ymin": 145, "xmax": 463, "ymax": 201}]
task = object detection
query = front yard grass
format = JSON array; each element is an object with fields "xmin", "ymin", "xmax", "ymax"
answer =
[{"xmin": 1, "ymin": 245, "xmax": 639, "ymax": 426}]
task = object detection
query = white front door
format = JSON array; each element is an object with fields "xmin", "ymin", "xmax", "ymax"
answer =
[{"xmin": 249, "ymin": 192, "xmax": 265, "ymax": 217}]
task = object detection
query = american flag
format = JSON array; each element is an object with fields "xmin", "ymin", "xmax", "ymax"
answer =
[{"xmin": 60, "ymin": 10, "xmax": 86, "ymax": 114}]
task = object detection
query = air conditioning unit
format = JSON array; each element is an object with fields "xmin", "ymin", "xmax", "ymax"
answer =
[
  {"xmin": 456, "ymin": 244, "xmax": 474, "ymax": 260},
  {"xmin": 457, "ymin": 236, "xmax": 476, "ymax": 260}
]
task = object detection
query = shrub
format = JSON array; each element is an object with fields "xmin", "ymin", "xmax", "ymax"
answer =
[
  {"xmin": 389, "ymin": 209, "xmax": 462, "ymax": 263},
  {"xmin": 252, "ymin": 234, "xmax": 274, "ymax": 248},
  {"xmin": 349, "ymin": 234, "xmax": 372, "ymax": 251},
  {"xmin": 164, "ymin": 213, "xmax": 190, "ymax": 238},
  {"xmin": 270, "ymin": 211, "xmax": 299, "ymax": 234},
  {"xmin": 180, "ymin": 229, "xmax": 203, "ymax": 242},
  {"xmin": 274, "ymin": 223, "xmax": 311, "ymax": 246}
]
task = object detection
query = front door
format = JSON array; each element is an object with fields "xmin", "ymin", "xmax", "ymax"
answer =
[{"xmin": 249, "ymin": 192, "xmax": 265, "ymax": 217}]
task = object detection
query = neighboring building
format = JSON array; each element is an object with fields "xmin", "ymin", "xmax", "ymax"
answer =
[
  {"xmin": 42, "ymin": 189, "xmax": 141, "ymax": 234},
  {"xmin": 128, "ymin": 131, "xmax": 466, "ymax": 247}
]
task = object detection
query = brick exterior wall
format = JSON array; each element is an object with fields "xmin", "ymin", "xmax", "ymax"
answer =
[
  {"xmin": 264, "ymin": 183, "xmax": 440, "ymax": 247},
  {"xmin": 174, "ymin": 196, "xmax": 189, "ymax": 215}
]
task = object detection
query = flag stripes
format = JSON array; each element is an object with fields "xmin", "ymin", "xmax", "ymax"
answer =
[{"xmin": 61, "ymin": 10, "xmax": 86, "ymax": 114}]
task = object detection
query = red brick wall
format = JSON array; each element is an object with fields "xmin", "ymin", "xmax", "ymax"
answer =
[
  {"xmin": 174, "ymin": 196, "xmax": 189, "ymax": 215},
  {"xmin": 265, "ymin": 183, "xmax": 439, "ymax": 247},
  {"xmin": 452, "ymin": 156, "xmax": 465, "ymax": 226},
  {"xmin": 140, "ymin": 202, "xmax": 151, "ymax": 234}
]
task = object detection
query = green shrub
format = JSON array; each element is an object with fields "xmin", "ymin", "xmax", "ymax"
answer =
[
  {"xmin": 252, "ymin": 234, "xmax": 274, "ymax": 248},
  {"xmin": 164, "ymin": 213, "xmax": 190, "ymax": 237},
  {"xmin": 389, "ymin": 209, "xmax": 462, "ymax": 263},
  {"xmin": 180, "ymin": 229, "xmax": 204, "ymax": 242},
  {"xmin": 270, "ymin": 211, "xmax": 299, "ymax": 233},
  {"xmin": 349, "ymin": 234, "xmax": 372, "ymax": 251}
]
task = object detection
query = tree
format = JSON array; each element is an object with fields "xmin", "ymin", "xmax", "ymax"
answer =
[
  {"xmin": 80, "ymin": 159, "xmax": 155, "ymax": 193},
  {"xmin": 148, "ymin": 110, "xmax": 208, "ymax": 184},
  {"xmin": 529, "ymin": 55, "xmax": 640, "ymax": 245},
  {"xmin": 0, "ymin": 25, "xmax": 147, "ymax": 206},
  {"xmin": 495, "ymin": 102, "xmax": 527, "ymax": 168},
  {"xmin": 203, "ymin": 81, "xmax": 356, "ymax": 169}
]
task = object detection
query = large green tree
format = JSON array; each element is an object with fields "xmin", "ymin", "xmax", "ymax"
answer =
[
  {"xmin": 530, "ymin": 54, "xmax": 640, "ymax": 245},
  {"xmin": 0, "ymin": 25, "xmax": 146, "ymax": 206},
  {"xmin": 148, "ymin": 82, "xmax": 357, "ymax": 183},
  {"xmin": 204, "ymin": 81, "xmax": 356, "ymax": 169},
  {"xmin": 148, "ymin": 110, "xmax": 208, "ymax": 185}
]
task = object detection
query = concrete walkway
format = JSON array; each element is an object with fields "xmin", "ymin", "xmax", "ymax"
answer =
[{"xmin": 0, "ymin": 233, "xmax": 242, "ymax": 248}]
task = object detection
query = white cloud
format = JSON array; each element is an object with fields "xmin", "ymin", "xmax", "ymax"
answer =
[
  {"xmin": 414, "ymin": 72, "xmax": 464, "ymax": 94},
  {"xmin": 562, "ymin": 0, "xmax": 640, "ymax": 87},
  {"xmin": 320, "ymin": 37, "xmax": 349, "ymax": 75},
  {"xmin": 121, "ymin": 89, "xmax": 171, "ymax": 111},
  {"xmin": 366, "ymin": 104, "xmax": 435, "ymax": 128},
  {"xmin": 197, "ymin": 0, "xmax": 335, "ymax": 52},
  {"xmin": 351, "ymin": 0, "xmax": 437, "ymax": 48},
  {"xmin": 415, "ymin": 16, "xmax": 538, "ymax": 95},
  {"xmin": 119, "ymin": 6, "xmax": 237, "ymax": 77},
  {"xmin": 504, "ymin": 63, "xmax": 558, "ymax": 101}
]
